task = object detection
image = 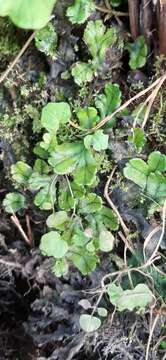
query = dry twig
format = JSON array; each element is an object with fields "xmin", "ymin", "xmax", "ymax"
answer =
[
  {"xmin": 145, "ymin": 313, "xmax": 160, "ymax": 360},
  {"xmin": 104, "ymin": 167, "xmax": 130, "ymax": 236},
  {"xmin": 11, "ymin": 213, "xmax": 31, "ymax": 246},
  {"xmin": 91, "ymin": 73, "xmax": 166, "ymax": 132},
  {"xmin": 0, "ymin": 32, "xmax": 35, "ymax": 85}
]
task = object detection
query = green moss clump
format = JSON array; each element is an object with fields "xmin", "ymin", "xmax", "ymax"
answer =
[{"xmin": 0, "ymin": 18, "xmax": 20, "ymax": 65}]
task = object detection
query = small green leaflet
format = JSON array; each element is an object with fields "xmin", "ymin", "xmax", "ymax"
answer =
[
  {"xmin": 95, "ymin": 83, "xmax": 121, "ymax": 119},
  {"xmin": 40, "ymin": 231, "xmax": 68, "ymax": 259},
  {"xmin": 128, "ymin": 128, "xmax": 146, "ymax": 151},
  {"xmin": 28, "ymin": 172, "xmax": 51, "ymax": 190},
  {"xmin": 58, "ymin": 180, "xmax": 85, "ymax": 210},
  {"xmin": 97, "ymin": 307, "xmax": 108, "ymax": 317},
  {"xmin": 69, "ymin": 250, "xmax": 98, "ymax": 274},
  {"xmin": 71, "ymin": 62, "xmax": 94, "ymax": 86},
  {"xmin": 49, "ymin": 142, "xmax": 97, "ymax": 186},
  {"xmin": 52, "ymin": 258, "xmax": 68, "ymax": 277},
  {"xmin": 35, "ymin": 23, "xmax": 57, "ymax": 59},
  {"xmin": 84, "ymin": 130, "xmax": 109, "ymax": 151},
  {"xmin": 84, "ymin": 20, "xmax": 118, "ymax": 66},
  {"xmin": 34, "ymin": 184, "xmax": 56, "ymax": 210},
  {"xmin": 96, "ymin": 206, "xmax": 119, "ymax": 231},
  {"xmin": 79, "ymin": 193, "xmax": 102, "ymax": 214},
  {"xmin": 3, "ymin": 192, "xmax": 26, "ymax": 213},
  {"xmin": 126, "ymin": 36, "xmax": 148, "ymax": 70},
  {"xmin": 147, "ymin": 151, "xmax": 166, "ymax": 172},
  {"xmin": 46, "ymin": 211, "xmax": 69, "ymax": 230},
  {"xmin": 124, "ymin": 151, "xmax": 166, "ymax": 200},
  {"xmin": 41, "ymin": 102, "xmax": 71, "ymax": 132},
  {"xmin": 107, "ymin": 283, "xmax": 153, "ymax": 311},
  {"xmin": 33, "ymin": 142, "xmax": 48, "ymax": 159},
  {"xmin": 0, "ymin": 0, "xmax": 56, "ymax": 29},
  {"xmin": 76, "ymin": 107, "xmax": 99, "ymax": 129},
  {"xmin": 40, "ymin": 133, "xmax": 57, "ymax": 153},
  {"xmin": 67, "ymin": 0, "xmax": 95, "ymax": 24},
  {"xmin": 99, "ymin": 229, "xmax": 114, "ymax": 252},
  {"xmin": 72, "ymin": 229, "xmax": 90, "ymax": 247},
  {"xmin": 79, "ymin": 314, "xmax": 101, "ymax": 332},
  {"xmin": 33, "ymin": 159, "xmax": 50, "ymax": 175},
  {"xmin": 11, "ymin": 161, "xmax": 32, "ymax": 185}
]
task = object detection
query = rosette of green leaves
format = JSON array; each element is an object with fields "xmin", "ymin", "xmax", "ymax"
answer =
[{"xmin": 72, "ymin": 20, "xmax": 122, "ymax": 85}]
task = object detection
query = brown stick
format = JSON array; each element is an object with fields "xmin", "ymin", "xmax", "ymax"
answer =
[
  {"xmin": 128, "ymin": 0, "xmax": 140, "ymax": 39},
  {"xmin": 158, "ymin": 0, "xmax": 166, "ymax": 55},
  {"xmin": 11, "ymin": 213, "xmax": 31, "ymax": 246},
  {"xmin": 95, "ymin": 5, "xmax": 128, "ymax": 17},
  {"xmin": 25, "ymin": 214, "xmax": 34, "ymax": 246}
]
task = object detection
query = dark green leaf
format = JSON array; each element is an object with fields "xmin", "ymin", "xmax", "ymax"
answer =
[{"xmin": 126, "ymin": 36, "xmax": 148, "ymax": 70}]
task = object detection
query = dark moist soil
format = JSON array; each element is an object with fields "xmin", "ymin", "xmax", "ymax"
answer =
[
  {"xmin": 0, "ymin": 2, "xmax": 166, "ymax": 360},
  {"xmin": 0, "ymin": 240, "xmax": 163, "ymax": 360}
]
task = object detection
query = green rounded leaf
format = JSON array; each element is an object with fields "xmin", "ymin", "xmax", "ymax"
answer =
[
  {"xmin": 110, "ymin": 0, "xmax": 122, "ymax": 7},
  {"xmin": 99, "ymin": 229, "xmax": 114, "ymax": 252},
  {"xmin": 80, "ymin": 193, "xmax": 102, "ymax": 214},
  {"xmin": 70, "ymin": 251, "xmax": 98, "ymax": 275},
  {"xmin": 46, "ymin": 211, "xmax": 69, "ymax": 230},
  {"xmin": 96, "ymin": 206, "xmax": 119, "ymax": 231},
  {"xmin": 128, "ymin": 128, "xmax": 146, "ymax": 151},
  {"xmin": 71, "ymin": 62, "xmax": 94, "ymax": 86},
  {"xmin": 97, "ymin": 307, "xmax": 108, "ymax": 317},
  {"xmin": 40, "ymin": 231, "xmax": 68, "ymax": 259},
  {"xmin": 84, "ymin": 20, "xmax": 118, "ymax": 65},
  {"xmin": 34, "ymin": 185, "xmax": 56, "ymax": 210},
  {"xmin": 52, "ymin": 258, "xmax": 68, "ymax": 277},
  {"xmin": 3, "ymin": 192, "xmax": 26, "ymax": 213},
  {"xmin": 76, "ymin": 107, "xmax": 99, "ymax": 129},
  {"xmin": 0, "ymin": 0, "xmax": 56, "ymax": 29},
  {"xmin": 49, "ymin": 142, "xmax": 83, "ymax": 174},
  {"xmin": 11, "ymin": 161, "xmax": 32, "ymax": 185},
  {"xmin": 79, "ymin": 314, "xmax": 101, "ymax": 332},
  {"xmin": 41, "ymin": 102, "xmax": 71, "ymax": 132},
  {"xmin": 28, "ymin": 172, "xmax": 51, "ymax": 190},
  {"xmin": 147, "ymin": 151, "xmax": 166, "ymax": 173}
]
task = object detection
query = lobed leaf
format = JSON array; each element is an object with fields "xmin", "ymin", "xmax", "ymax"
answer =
[
  {"xmin": 67, "ymin": 0, "xmax": 95, "ymax": 24},
  {"xmin": 107, "ymin": 283, "xmax": 153, "ymax": 311}
]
